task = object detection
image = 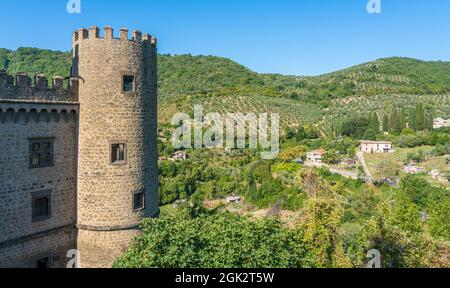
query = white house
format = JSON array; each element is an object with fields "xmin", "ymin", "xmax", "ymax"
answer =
[
  {"xmin": 227, "ymin": 196, "xmax": 242, "ymax": 204},
  {"xmin": 429, "ymin": 169, "xmax": 440, "ymax": 180},
  {"xmin": 433, "ymin": 118, "xmax": 450, "ymax": 129},
  {"xmin": 360, "ymin": 141, "xmax": 394, "ymax": 154},
  {"xmin": 403, "ymin": 165, "xmax": 426, "ymax": 174},
  {"xmin": 169, "ymin": 151, "xmax": 188, "ymax": 161},
  {"xmin": 307, "ymin": 149, "xmax": 326, "ymax": 163}
]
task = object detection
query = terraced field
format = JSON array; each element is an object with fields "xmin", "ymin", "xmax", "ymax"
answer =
[
  {"xmin": 324, "ymin": 94, "xmax": 450, "ymax": 123},
  {"xmin": 159, "ymin": 94, "xmax": 324, "ymax": 132}
]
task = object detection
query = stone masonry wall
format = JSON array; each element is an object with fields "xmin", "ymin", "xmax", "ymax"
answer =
[
  {"xmin": 0, "ymin": 226, "xmax": 76, "ymax": 268},
  {"xmin": 77, "ymin": 229, "xmax": 141, "ymax": 268},
  {"xmin": 0, "ymin": 103, "xmax": 78, "ymax": 267},
  {"xmin": 75, "ymin": 27, "xmax": 159, "ymax": 268}
]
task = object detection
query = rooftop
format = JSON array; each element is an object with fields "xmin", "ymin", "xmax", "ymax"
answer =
[{"xmin": 359, "ymin": 140, "xmax": 392, "ymax": 144}]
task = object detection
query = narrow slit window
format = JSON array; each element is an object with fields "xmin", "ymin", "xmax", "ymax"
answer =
[{"xmin": 123, "ymin": 75, "xmax": 135, "ymax": 92}]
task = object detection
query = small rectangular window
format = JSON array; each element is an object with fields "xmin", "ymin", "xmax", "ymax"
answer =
[
  {"xmin": 32, "ymin": 190, "xmax": 52, "ymax": 222},
  {"xmin": 29, "ymin": 138, "xmax": 54, "ymax": 168},
  {"xmin": 123, "ymin": 75, "xmax": 135, "ymax": 92},
  {"xmin": 111, "ymin": 143, "xmax": 126, "ymax": 164},
  {"xmin": 133, "ymin": 191, "xmax": 145, "ymax": 211}
]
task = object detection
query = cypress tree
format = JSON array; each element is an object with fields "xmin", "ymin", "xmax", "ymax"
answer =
[
  {"xmin": 372, "ymin": 112, "xmax": 380, "ymax": 132},
  {"xmin": 382, "ymin": 114, "xmax": 389, "ymax": 132},
  {"xmin": 415, "ymin": 103, "xmax": 426, "ymax": 130},
  {"xmin": 389, "ymin": 107, "xmax": 401, "ymax": 133},
  {"xmin": 409, "ymin": 108, "xmax": 417, "ymax": 130},
  {"xmin": 427, "ymin": 114, "xmax": 434, "ymax": 130},
  {"xmin": 399, "ymin": 109, "xmax": 407, "ymax": 131}
]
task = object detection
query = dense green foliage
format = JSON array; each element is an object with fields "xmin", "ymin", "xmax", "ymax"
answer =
[
  {"xmin": 114, "ymin": 212, "xmax": 305, "ymax": 268},
  {"xmin": 0, "ymin": 48, "xmax": 71, "ymax": 82},
  {"xmin": 116, "ymin": 169, "xmax": 449, "ymax": 268},
  {"xmin": 158, "ymin": 54, "xmax": 280, "ymax": 98},
  {"xmin": 158, "ymin": 149, "xmax": 305, "ymax": 211}
]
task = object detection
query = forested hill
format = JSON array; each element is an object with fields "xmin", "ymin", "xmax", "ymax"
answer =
[
  {"xmin": 1, "ymin": 47, "xmax": 450, "ymax": 102},
  {"xmin": 264, "ymin": 57, "xmax": 450, "ymax": 102},
  {"xmin": 0, "ymin": 48, "xmax": 277, "ymax": 98}
]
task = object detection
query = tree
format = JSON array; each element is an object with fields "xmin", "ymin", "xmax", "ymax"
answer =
[
  {"xmin": 295, "ymin": 125, "xmax": 320, "ymax": 141},
  {"xmin": 289, "ymin": 91, "xmax": 300, "ymax": 100},
  {"xmin": 408, "ymin": 108, "xmax": 417, "ymax": 130},
  {"xmin": 399, "ymin": 175, "xmax": 430, "ymax": 208},
  {"xmin": 382, "ymin": 114, "xmax": 389, "ymax": 132},
  {"xmin": 368, "ymin": 112, "xmax": 380, "ymax": 132},
  {"xmin": 364, "ymin": 202, "xmax": 426, "ymax": 268},
  {"xmin": 299, "ymin": 176, "xmax": 352, "ymax": 268},
  {"xmin": 433, "ymin": 144, "xmax": 450, "ymax": 156},
  {"xmin": 389, "ymin": 107, "xmax": 402, "ymax": 134},
  {"xmin": 363, "ymin": 128, "xmax": 378, "ymax": 141},
  {"xmin": 279, "ymin": 145, "xmax": 307, "ymax": 162},
  {"xmin": 415, "ymin": 103, "xmax": 426, "ymax": 131},
  {"xmin": 322, "ymin": 149, "xmax": 341, "ymax": 165},
  {"xmin": 114, "ymin": 212, "xmax": 307, "ymax": 268},
  {"xmin": 341, "ymin": 117, "xmax": 369, "ymax": 139},
  {"xmin": 399, "ymin": 109, "xmax": 407, "ymax": 131},
  {"xmin": 428, "ymin": 199, "xmax": 450, "ymax": 241},
  {"xmin": 427, "ymin": 114, "xmax": 434, "ymax": 130},
  {"xmin": 406, "ymin": 150, "xmax": 426, "ymax": 164}
]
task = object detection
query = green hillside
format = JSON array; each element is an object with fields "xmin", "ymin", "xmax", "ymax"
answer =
[
  {"xmin": 265, "ymin": 57, "xmax": 450, "ymax": 103},
  {"xmin": 158, "ymin": 54, "xmax": 281, "ymax": 99},
  {"xmin": 0, "ymin": 47, "xmax": 71, "ymax": 79},
  {"xmin": 1, "ymin": 48, "xmax": 449, "ymax": 130}
]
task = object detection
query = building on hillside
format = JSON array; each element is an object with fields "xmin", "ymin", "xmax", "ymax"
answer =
[
  {"xmin": 359, "ymin": 141, "xmax": 394, "ymax": 154},
  {"xmin": 169, "ymin": 151, "xmax": 188, "ymax": 161},
  {"xmin": 429, "ymin": 169, "xmax": 441, "ymax": 180},
  {"xmin": 433, "ymin": 118, "xmax": 450, "ymax": 129},
  {"xmin": 403, "ymin": 165, "xmax": 426, "ymax": 174},
  {"xmin": 0, "ymin": 26, "xmax": 159, "ymax": 268},
  {"xmin": 307, "ymin": 149, "xmax": 326, "ymax": 163},
  {"xmin": 226, "ymin": 196, "xmax": 242, "ymax": 204}
]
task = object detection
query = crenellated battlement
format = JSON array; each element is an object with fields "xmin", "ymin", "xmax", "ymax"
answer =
[
  {"xmin": 0, "ymin": 70, "xmax": 79, "ymax": 103},
  {"xmin": 72, "ymin": 26, "xmax": 157, "ymax": 47}
]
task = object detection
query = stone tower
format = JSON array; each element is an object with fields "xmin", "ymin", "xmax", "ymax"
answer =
[{"xmin": 73, "ymin": 26, "xmax": 159, "ymax": 268}]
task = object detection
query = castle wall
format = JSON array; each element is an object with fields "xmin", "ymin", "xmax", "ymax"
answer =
[
  {"xmin": 0, "ymin": 226, "xmax": 75, "ymax": 268},
  {"xmin": 0, "ymin": 103, "xmax": 78, "ymax": 268},
  {"xmin": 0, "ymin": 26, "xmax": 159, "ymax": 268}
]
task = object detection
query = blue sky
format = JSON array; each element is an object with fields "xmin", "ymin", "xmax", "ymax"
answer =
[{"xmin": 1, "ymin": 0, "xmax": 449, "ymax": 75}]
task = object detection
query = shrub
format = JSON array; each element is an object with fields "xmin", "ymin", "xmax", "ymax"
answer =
[{"xmin": 114, "ymin": 212, "xmax": 306, "ymax": 268}]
